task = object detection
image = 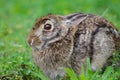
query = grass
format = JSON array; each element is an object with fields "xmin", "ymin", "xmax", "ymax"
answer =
[
  {"xmin": 65, "ymin": 58, "xmax": 120, "ymax": 80},
  {"xmin": 0, "ymin": 0, "xmax": 120, "ymax": 80}
]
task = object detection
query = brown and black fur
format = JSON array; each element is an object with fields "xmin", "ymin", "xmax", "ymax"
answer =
[{"xmin": 27, "ymin": 13, "xmax": 120, "ymax": 80}]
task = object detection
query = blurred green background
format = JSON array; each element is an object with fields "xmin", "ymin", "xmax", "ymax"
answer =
[{"xmin": 0, "ymin": 0, "xmax": 120, "ymax": 80}]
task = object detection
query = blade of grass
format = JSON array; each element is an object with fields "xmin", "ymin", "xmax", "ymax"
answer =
[
  {"xmin": 64, "ymin": 68, "xmax": 78, "ymax": 80},
  {"xmin": 79, "ymin": 64, "xmax": 88, "ymax": 80},
  {"xmin": 101, "ymin": 66, "xmax": 113, "ymax": 80},
  {"xmin": 90, "ymin": 69, "xmax": 101, "ymax": 80},
  {"xmin": 32, "ymin": 72, "xmax": 48, "ymax": 80},
  {"xmin": 101, "ymin": 8, "xmax": 109, "ymax": 17},
  {"xmin": 86, "ymin": 58, "xmax": 91, "ymax": 76}
]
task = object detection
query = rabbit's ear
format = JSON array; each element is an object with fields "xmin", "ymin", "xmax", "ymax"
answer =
[
  {"xmin": 61, "ymin": 14, "xmax": 88, "ymax": 35},
  {"xmin": 63, "ymin": 14, "xmax": 88, "ymax": 27}
]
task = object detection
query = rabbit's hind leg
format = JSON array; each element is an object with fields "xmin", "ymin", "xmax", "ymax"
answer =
[{"xmin": 91, "ymin": 28, "xmax": 115, "ymax": 71}]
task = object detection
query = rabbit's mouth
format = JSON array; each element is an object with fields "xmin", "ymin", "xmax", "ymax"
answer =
[
  {"xmin": 27, "ymin": 36, "xmax": 42, "ymax": 48},
  {"xmin": 32, "ymin": 46, "xmax": 39, "ymax": 51}
]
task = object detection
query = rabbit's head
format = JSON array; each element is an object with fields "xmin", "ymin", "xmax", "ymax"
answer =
[{"xmin": 27, "ymin": 14, "xmax": 87, "ymax": 50}]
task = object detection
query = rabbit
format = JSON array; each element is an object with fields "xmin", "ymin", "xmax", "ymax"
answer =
[{"xmin": 27, "ymin": 13, "xmax": 120, "ymax": 80}]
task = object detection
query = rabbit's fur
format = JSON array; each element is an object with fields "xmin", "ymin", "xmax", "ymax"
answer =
[{"xmin": 27, "ymin": 13, "xmax": 120, "ymax": 80}]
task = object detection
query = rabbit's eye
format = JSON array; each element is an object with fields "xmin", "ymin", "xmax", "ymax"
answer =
[{"xmin": 44, "ymin": 24, "xmax": 52, "ymax": 30}]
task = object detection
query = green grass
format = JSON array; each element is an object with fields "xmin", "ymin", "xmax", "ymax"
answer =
[
  {"xmin": 0, "ymin": 0, "xmax": 120, "ymax": 80},
  {"xmin": 65, "ymin": 58, "xmax": 120, "ymax": 80}
]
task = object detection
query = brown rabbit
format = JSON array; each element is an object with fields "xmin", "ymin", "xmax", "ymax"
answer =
[{"xmin": 27, "ymin": 13, "xmax": 120, "ymax": 80}]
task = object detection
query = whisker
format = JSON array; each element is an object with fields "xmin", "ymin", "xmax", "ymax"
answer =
[{"xmin": 31, "ymin": 39, "xmax": 34, "ymax": 46}]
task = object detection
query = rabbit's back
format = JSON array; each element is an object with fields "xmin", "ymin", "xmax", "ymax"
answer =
[{"xmin": 70, "ymin": 14, "xmax": 120, "ymax": 73}]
